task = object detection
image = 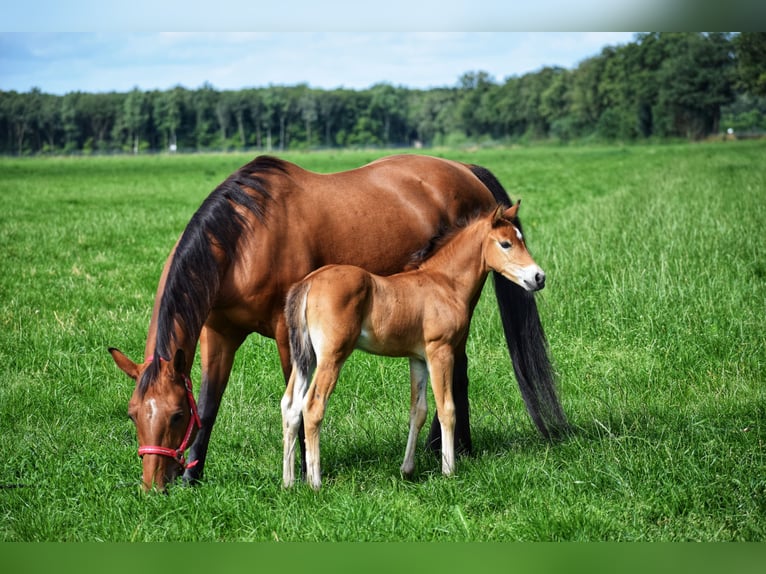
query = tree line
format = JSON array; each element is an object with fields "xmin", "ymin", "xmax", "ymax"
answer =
[{"xmin": 2, "ymin": 32, "xmax": 765, "ymax": 155}]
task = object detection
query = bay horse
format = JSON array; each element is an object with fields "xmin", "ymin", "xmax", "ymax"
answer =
[
  {"xmin": 108, "ymin": 154, "xmax": 567, "ymax": 491},
  {"xmin": 282, "ymin": 203, "xmax": 546, "ymax": 489}
]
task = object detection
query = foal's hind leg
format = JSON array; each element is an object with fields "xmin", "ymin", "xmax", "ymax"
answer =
[
  {"xmin": 281, "ymin": 368, "xmax": 310, "ymax": 488},
  {"xmin": 401, "ymin": 358, "xmax": 429, "ymax": 477},
  {"xmin": 302, "ymin": 360, "xmax": 343, "ymax": 490}
]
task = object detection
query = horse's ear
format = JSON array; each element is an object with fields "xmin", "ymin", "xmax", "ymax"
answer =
[
  {"xmin": 172, "ymin": 349, "xmax": 186, "ymax": 377},
  {"xmin": 504, "ymin": 199, "xmax": 521, "ymax": 221},
  {"xmin": 109, "ymin": 347, "xmax": 139, "ymax": 381}
]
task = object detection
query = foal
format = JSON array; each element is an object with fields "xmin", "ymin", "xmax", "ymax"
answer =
[{"xmin": 281, "ymin": 202, "xmax": 545, "ymax": 489}]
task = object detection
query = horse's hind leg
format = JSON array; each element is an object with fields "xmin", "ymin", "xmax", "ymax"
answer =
[
  {"xmin": 281, "ymin": 367, "xmax": 310, "ymax": 488},
  {"xmin": 401, "ymin": 358, "xmax": 429, "ymax": 477}
]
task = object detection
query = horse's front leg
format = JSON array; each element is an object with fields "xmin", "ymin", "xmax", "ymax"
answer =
[
  {"xmin": 183, "ymin": 325, "xmax": 244, "ymax": 485},
  {"xmin": 427, "ymin": 346, "xmax": 456, "ymax": 476},
  {"xmin": 401, "ymin": 358, "xmax": 429, "ymax": 477}
]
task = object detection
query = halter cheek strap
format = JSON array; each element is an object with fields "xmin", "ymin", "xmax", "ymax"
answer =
[{"xmin": 137, "ymin": 357, "xmax": 201, "ymax": 469}]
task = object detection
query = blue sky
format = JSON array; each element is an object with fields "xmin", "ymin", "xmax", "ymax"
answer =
[{"xmin": 0, "ymin": 32, "xmax": 638, "ymax": 95}]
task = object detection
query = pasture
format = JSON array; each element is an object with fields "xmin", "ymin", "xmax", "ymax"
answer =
[{"xmin": 0, "ymin": 142, "xmax": 764, "ymax": 541}]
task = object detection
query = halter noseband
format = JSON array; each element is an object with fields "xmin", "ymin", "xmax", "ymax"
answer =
[{"xmin": 137, "ymin": 357, "xmax": 201, "ymax": 469}]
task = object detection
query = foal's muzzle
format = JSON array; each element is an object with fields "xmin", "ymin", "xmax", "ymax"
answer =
[{"xmin": 524, "ymin": 270, "xmax": 546, "ymax": 291}]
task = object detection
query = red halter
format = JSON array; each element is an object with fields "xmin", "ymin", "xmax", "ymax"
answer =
[{"xmin": 137, "ymin": 357, "xmax": 201, "ymax": 469}]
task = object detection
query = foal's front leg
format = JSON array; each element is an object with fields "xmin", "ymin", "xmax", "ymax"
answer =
[
  {"xmin": 401, "ymin": 358, "xmax": 429, "ymax": 477},
  {"xmin": 427, "ymin": 347, "xmax": 456, "ymax": 475}
]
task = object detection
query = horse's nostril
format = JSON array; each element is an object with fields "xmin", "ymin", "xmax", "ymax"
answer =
[{"xmin": 536, "ymin": 272, "xmax": 546, "ymax": 287}]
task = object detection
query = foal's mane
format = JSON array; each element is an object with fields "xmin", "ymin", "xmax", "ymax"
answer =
[
  {"xmin": 140, "ymin": 155, "xmax": 287, "ymax": 394},
  {"xmin": 406, "ymin": 206, "xmax": 521, "ymax": 270}
]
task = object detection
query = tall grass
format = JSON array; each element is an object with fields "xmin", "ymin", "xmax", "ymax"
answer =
[{"xmin": 0, "ymin": 143, "xmax": 764, "ymax": 540}]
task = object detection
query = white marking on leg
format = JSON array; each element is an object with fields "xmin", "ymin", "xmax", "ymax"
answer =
[
  {"xmin": 401, "ymin": 359, "xmax": 429, "ymax": 476},
  {"xmin": 282, "ymin": 368, "xmax": 310, "ymax": 488}
]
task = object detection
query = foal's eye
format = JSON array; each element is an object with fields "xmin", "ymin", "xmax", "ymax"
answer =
[
  {"xmin": 170, "ymin": 412, "xmax": 184, "ymax": 426},
  {"xmin": 499, "ymin": 240, "xmax": 512, "ymax": 249}
]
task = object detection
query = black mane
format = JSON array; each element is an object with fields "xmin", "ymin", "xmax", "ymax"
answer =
[{"xmin": 139, "ymin": 156, "xmax": 286, "ymax": 394}]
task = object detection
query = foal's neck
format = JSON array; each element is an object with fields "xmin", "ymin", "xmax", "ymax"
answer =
[{"xmin": 418, "ymin": 219, "xmax": 489, "ymax": 300}]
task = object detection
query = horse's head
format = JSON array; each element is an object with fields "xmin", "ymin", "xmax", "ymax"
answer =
[
  {"xmin": 486, "ymin": 201, "xmax": 546, "ymax": 292},
  {"xmin": 109, "ymin": 348, "xmax": 200, "ymax": 492}
]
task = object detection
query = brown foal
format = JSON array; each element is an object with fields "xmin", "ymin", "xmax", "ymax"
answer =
[{"xmin": 281, "ymin": 202, "xmax": 546, "ymax": 489}]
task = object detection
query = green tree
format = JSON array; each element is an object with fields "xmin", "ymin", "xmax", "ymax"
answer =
[
  {"xmin": 568, "ymin": 55, "xmax": 606, "ymax": 135},
  {"xmin": 7, "ymin": 88, "xmax": 38, "ymax": 154},
  {"xmin": 408, "ymin": 88, "xmax": 458, "ymax": 145},
  {"xmin": 369, "ymin": 83, "xmax": 409, "ymax": 145},
  {"xmin": 297, "ymin": 88, "xmax": 318, "ymax": 148},
  {"xmin": 81, "ymin": 92, "xmax": 121, "ymax": 152},
  {"xmin": 734, "ymin": 32, "xmax": 766, "ymax": 97},
  {"xmin": 655, "ymin": 33, "xmax": 735, "ymax": 138},
  {"xmin": 214, "ymin": 90, "xmax": 233, "ymax": 147},
  {"xmin": 539, "ymin": 68, "xmax": 574, "ymax": 140},
  {"xmin": 60, "ymin": 92, "xmax": 83, "ymax": 153},
  {"xmin": 456, "ymin": 71, "xmax": 496, "ymax": 138},
  {"xmin": 119, "ymin": 87, "xmax": 148, "ymax": 153},
  {"xmin": 317, "ymin": 89, "xmax": 344, "ymax": 148},
  {"xmin": 154, "ymin": 87, "xmax": 182, "ymax": 151}
]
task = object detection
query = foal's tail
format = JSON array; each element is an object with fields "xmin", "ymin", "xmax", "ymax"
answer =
[
  {"xmin": 285, "ymin": 281, "xmax": 316, "ymax": 383},
  {"xmin": 469, "ymin": 165, "xmax": 570, "ymax": 440}
]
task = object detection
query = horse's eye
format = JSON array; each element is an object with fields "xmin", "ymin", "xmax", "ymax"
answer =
[
  {"xmin": 170, "ymin": 412, "xmax": 184, "ymax": 426},
  {"xmin": 499, "ymin": 241, "xmax": 512, "ymax": 249},
  {"xmin": 127, "ymin": 412, "xmax": 137, "ymax": 424}
]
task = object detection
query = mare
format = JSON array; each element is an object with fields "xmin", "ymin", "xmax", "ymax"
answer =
[
  {"xmin": 281, "ymin": 203, "xmax": 546, "ymax": 489},
  {"xmin": 109, "ymin": 154, "xmax": 567, "ymax": 491}
]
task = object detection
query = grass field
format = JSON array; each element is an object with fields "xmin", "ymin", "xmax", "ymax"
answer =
[{"xmin": 0, "ymin": 142, "xmax": 764, "ymax": 541}]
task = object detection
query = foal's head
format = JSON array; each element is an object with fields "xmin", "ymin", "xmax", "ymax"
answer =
[
  {"xmin": 485, "ymin": 201, "xmax": 546, "ymax": 292},
  {"xmin": 109, "ymin": 348, "xmax": 198, "ymax": 491}
]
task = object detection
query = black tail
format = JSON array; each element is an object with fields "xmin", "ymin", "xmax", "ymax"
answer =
[
  {"xmin": 469, "ymin": 164, "xmax": 569, "ymax": 440},
  {"xmin": 285, "ymin": 281, "xmax": 316, "ymax": 383}
]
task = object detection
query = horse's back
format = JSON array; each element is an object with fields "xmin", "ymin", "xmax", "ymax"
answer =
[{"xmin": 220, "ymin": 155, "xmax": 500, "ymax": 337}]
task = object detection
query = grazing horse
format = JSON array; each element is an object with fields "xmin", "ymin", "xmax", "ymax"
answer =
[
  {"xmin": 109, "ymin": 154, "xmax": 567, "ymax": 491},
  {"xmin": 282, "ymin": 203, "xmax": 546, "ymax": 489}
]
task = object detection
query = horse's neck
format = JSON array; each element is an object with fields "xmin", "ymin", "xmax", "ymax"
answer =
[
  {"xmin": 144, "ymin": 249, "xmax": 173, "ymax": 361},
  {"xmin": 144, "ymin": 243, "xmax": 215, "ymax": 366},
  {"xmin": 146, "ymin": 306, "xmax": 199, "ymax": 366},
  {"xmin": 419, "ymin": 220, "xmax": 489, "ymax": 302}
]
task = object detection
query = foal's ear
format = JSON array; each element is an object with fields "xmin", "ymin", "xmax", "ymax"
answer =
[
  {"xmin": 492, "ymin": 200, "xmax": 520, "ymax": 226},
  {"xmin": 492, "ymin": 205, "xmax": 506, "ymax": 225},
  {"xmin": 504, "ymin": 199, "xmax": 521, "ymax": 221},
  {"xmin": 109, "ymin": 347, "xmax": 139, "ymax": 381}
]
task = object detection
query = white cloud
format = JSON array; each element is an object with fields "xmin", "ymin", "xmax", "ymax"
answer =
[{"xmin": 1, "ymin": 32, "xmax": 639, "ymax": 94}]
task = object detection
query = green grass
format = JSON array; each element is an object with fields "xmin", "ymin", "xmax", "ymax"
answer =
[{"xmin": 0, "ymin": 143, "xmax": 764, "ymax": 541}]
